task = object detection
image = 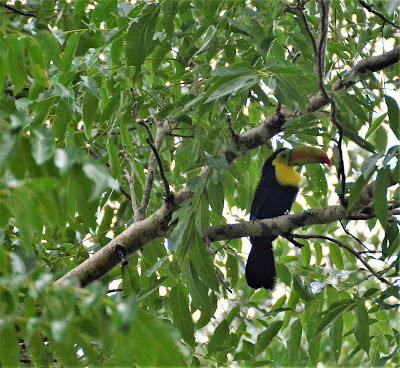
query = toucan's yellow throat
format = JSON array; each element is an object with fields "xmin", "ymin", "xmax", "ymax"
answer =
[{"xmin": 272, "ymin": 146, "xmax": 331, "ymax": 188}]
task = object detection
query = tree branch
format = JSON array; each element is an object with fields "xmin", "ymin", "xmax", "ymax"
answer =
[
  {"xmin": 287, "ymin": 234, "xmax": 395, "ymax": 287},
  {"xmin": 358, "ymin": 0, "xmax": 400, "ymax": 29},
  {"xmin": 1, "ymin": 2, "xmax": 38, "ymax": 18}
]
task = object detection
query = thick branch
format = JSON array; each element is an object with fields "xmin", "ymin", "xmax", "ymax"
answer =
[
  {"xmin": 308, "ymin": 45, "xmax": 400, "ymax": 111},
  {"xmin": 332, "ymin": 46, "xmax": 400, "ymax": 91}
]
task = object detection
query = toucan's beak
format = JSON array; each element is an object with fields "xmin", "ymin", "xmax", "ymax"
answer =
[{"xmin": 289, "ymin": 146, "xmax": 332, "ymax": 166}]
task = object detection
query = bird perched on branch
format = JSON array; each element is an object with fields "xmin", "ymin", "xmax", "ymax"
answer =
[{"xmin": 246, "ymin": 146, "xmax": 332, "ymax": 290}]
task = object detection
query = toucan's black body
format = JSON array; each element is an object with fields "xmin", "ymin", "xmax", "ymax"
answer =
[{"xmin": 246, "ymin": 149, "xmax": 299, "ymax": 290}]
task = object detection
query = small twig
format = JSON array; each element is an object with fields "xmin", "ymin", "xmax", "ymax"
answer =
[
  {"xmin": 296, "ymin": 0, "xmax": 317, "ymax": 54},
  {"xmin": 146, "ymin": 138, "xmax": 174, "ymax": 205},
  {"xmin": 216, "ymin": 270, "xmax": 233, "ymax": 294},
  {"xmin": 284, "ymin": 234, "xmax": 305, "ymax": 248},
  {"xmin": 340, "ymin": 220, "xmax": 371, "ymax": 252},
  {"xmin": 358, "ymin": 0, "xmax": 400, "ymax": 29},
  {"xmin": 123, "ymin": 153, "xmax": 140, "ymax": 221},
  {"xmin": 289, "ymin": 234, "xmax": 396, "ymax": 287},
  {"xmin": 107, "ymin": 288, "xmax": 123, "ymax": 293},
  {"xmin": 1, "ymin": 2, "xmax": 38, "ymax": 17},
  {"xmin": 131, "ymin": 88, "xmax": 154, "ymax": 142},
  {"xmin": 315, "ymin": 0, "xmax": 332, "ymax": 100}
]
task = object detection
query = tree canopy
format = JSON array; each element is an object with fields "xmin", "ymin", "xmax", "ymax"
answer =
[{"xmin": 0, "ymin": 0, "xmax": 399, "ymax": 366}]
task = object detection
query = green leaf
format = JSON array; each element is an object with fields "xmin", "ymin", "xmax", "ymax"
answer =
[
  {"xmin": 126, "ymin": 4, "xmax": 161, "ymax": 71},
  {"xmin": 169, "ymin": 285, "xmax": 195, "ymax": 347},
  {"xmin": 255, "ymin": 321, "xmax": 283, "ymax": 355},
  {"xmin": 205, "ymin": 75, "xmax": 259, "ymax": 103},
  {"xmin": 293, "ymin": 274, "xmax": 315, "ymax": 302},
  {"xmin": 195, "ymin": 195, "xmax": 209, "ymax": 235},
  {"xmin": 330, "ymin": 316, "xmax": 343, "ymax": 362},
  {"xmin": 347, "ymin": 173, "xmax": 371, "ymax": 212},
  {"xmin": 276, "ymin": 262, "xmax": 291, "ymax": 287},
  {"xmin": 82, "ymin": 162, "xmax": 119, "ymax": 200},
  {"xmin": 315, "ymin": 301, "xmax": 356, "ymax": 336},
  {"xmin": 208, "ymin": 320, "xmax": 230, "ymax": 356},
  {"xmin": 81, "ymin": 76, "xmax": 101, "ymax": 100},
  {"xmin": 32, "ymin": 127, "xmax": 54, "ymax": 165},
  {"xmin": 342, "ymin": 124, "xmax": 376, "ymax": 153},
  {"xmin": 188, "ymin": 234, "xmax": 219, "ymax": 291},
  {"xmin": 0, "ymin": 322, "xmax": 20, "ymax": 367},
  {"xmin": 6, "ymin": 35, "xmax": 25, "ymax": 94},
  {"xmin": 366, "ymin": 113, "xmax": 387, "ymax": 138},
  {"xmin": 107, "ymin": 137, "xmax": 121, "ymax": 180},
  {"xmin": 385, "ymin": 95, "xmax": 400, "ymax": 140},
  {"xmin": 301, "ymin": 242, "xmax": 311, "ymax": 267},
  {"xmin": 61, "ymin": 32, "xmax": 81, "ymax": 72},
  {"xmin": 329, "ymin": 243, "xmax": 344, "ymax": 270},
  {"xmin": 90, "ymin": 0, "xmax": 117, "ymax": 26},
  {"xmin": 374, "ymin": 167, "xmax": 391, "ymax": 230},
  {"xmin": 314, "ymin": 241, "xmax": 323, "ymax": 265},
  {"xmin": 183, "ymin": 260, "xmax": 215, "ymax": 328},
  {"xmin": 354, "ymin": 303, "xmax": 370, "ymax": 353},
  {"xmin": 53, "ymin": 100, "xmax": 71, "ymax": 143},
  {"xmin": 162, "ymin": 0, "xmax": 178, "ymax": 38},
  {"xmin": 226, "ymin": 253, "xmax": 239, "ymax": 287},
  {"xmin": 287, "ymin": 319, "xmax": 302, "ymax": 365}
]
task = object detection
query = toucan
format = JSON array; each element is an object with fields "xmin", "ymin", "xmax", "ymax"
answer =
[{"xmin": 246, "ymin": 146, "xmax": 332, "ymax": 290}]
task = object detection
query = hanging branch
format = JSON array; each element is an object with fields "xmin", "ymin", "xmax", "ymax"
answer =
[
  {"xmin": 358, "ymin": 0, "xmax": 400, "ymax": 29},
  {"xmin": 1, "ymin": 2, "xmax": 38, "ymax": 17},
  {"xmin": 285, "ymin": 233, "xmax": 396, "ymax": 287},
  {"xmin": 123, "ymin": 153, "xmax": 140, "ymax": 221},
  {"xmin": 296, "ymin": 0, "xmax": 317, "ymax": 55}
]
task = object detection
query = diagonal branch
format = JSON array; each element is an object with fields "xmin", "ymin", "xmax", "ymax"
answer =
[
  {"xmin": 286, "ymin": 234, "xmax": 395, "ymax": 287},
  {"xmin": 358, "ymin": 0, "xmax": 400, "ymax": 29}
]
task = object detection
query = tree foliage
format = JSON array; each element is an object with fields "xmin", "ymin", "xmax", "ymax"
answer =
[{"xmin": 0, "ymin": 0, "xmax": 399, "ymax": 366}]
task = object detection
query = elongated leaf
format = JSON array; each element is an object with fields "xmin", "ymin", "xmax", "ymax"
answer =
[
  {"xmin": 183, "ymin": 260, "xmax": 215, "ymax": 328},
  {"xmin": 32, "ymin": 127, "xmax": 54, "ymax": 165},
  {"xmin": 0, "ymin": 323, "xmax": 20, "ymax": 367},
  {"xmin": 195, "ymin": 195, "xmax": 209, "ymax": 235},
  {"xmin": 385, "ymin": 95, "xmax": 400, "ymax": 140},
  {"xmin": 169, "ymin": 285, "xmax": 195, "ymax": 347},
  {"xmin": 315, "ymin": 301, "xmax": 356, "ymax": 336},
  {"xmin": 276, "ymin": 262, "xmax": 291, "ymax": 287},
  {"xmin": 6, "ymin": 35, "xmax": 25, "ymax": 94},
  {"xmin": 126, "ymin": 4, "xmax": 160, "ymax": 71},
  {"xmin": 188, "ymin": 233, "xmax": 219, "ymax": 291},
  {"xmin": 61, "ymin": 32, "xmax": 81, "ymax": 72},
  {"xmin": 162, "ymin": 0, "xmax": 178, "ymax": 38},
  {"xmin": 329, "ymin": 243, "xmax": 344, "ymax": 270},
  {"xmin": 354, "ymin": 303, "xmax": 370, "ymax": 353},
  {"xmin": 205, "ymin": 75, "xmax": 259, "ymax": 103},
  {"xmin": 255, "ymin": 320, "xmax": 283, "ymax": 355},
  {"xmin": 287, "ymin": 319, "xmax": 302, "ymax": 365},
  {"xmin": 374, "ymin": 167, "xmax": 390, "ymax": 230},
  {"xmin": 347, "ymin": 174, "xmax": 370, "ymax": 212},
  {"xmin": 293, "ymin": 274, "xmax": 315, "ymax": 301},
  {"xmin": 208, "ymin": 320, "xmax": 230, "ymax": 356},
  {"xmin": 330, "ymin": 316, "xmax": 343, "ymax": 362},
  {"xmin": 107, "ymin": 137, "xmax": 121, "ymax": 180},
  {"xmin": 90, "ymin": 0, "xmax": 117, "ymax": 26}
]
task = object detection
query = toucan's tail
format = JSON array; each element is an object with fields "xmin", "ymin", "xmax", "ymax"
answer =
[{"xmin": 245, "ymin": 237, "xmax": 276, "ymax": 290}]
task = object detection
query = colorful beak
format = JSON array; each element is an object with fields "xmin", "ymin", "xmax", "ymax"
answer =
[{"xmin": 289, "ymin": 146, "xmax": 332, "ymax": 166}]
